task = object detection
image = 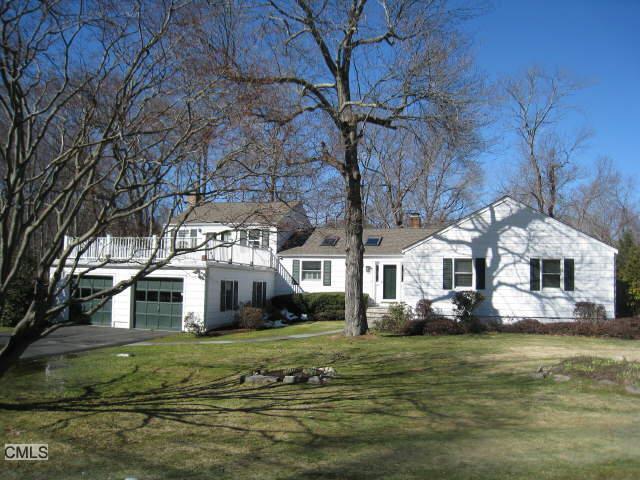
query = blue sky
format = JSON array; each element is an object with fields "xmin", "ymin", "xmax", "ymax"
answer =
[{"xmin": 465, "ymin": 0, "xmax": 640, "ymax": 191}]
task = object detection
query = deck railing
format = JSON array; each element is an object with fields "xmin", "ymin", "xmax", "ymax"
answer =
[{"xmin": 63, "ymin": 235, "xmax": 275, "ymax": 269}]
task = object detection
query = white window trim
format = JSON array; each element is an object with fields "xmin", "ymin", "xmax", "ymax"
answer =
[
  {"xmin": 453, "ymin": 258, "xmax": 474, "ymax": 290},
  {"xmin": 536, "ymin": 257, "xmax": 564, "ymax": 290},
  {"xmin": 301, "ymin": 260, "xmax": 322, "ymax": 281}
]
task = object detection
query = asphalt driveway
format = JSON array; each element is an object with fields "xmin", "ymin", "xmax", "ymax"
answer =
[{"xmin": 0, "ymin": 325, "xmax": 170, "ymax": 359}]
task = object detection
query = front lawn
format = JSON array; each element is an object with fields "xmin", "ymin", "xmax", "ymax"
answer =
[
  {"xmin": 2, "ymin": 333, "xmax": 640, "ymax": 479},
  {"xmin": 146, "ymin": 320, "xmax": 344, "ymax": 343}
]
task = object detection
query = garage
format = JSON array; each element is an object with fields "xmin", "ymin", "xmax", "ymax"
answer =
[
  {"xmin": 134, "ymin": 278, "xmax": 183, "ymax": 330},
  {"xmin": 73, "ymin": 276, "xmax": 113, "ymax": 326}
]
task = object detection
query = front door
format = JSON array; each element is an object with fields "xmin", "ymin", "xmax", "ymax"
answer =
[{"xmin": 383, "ymin": 265, "xmax": 397, "ymax": 300}]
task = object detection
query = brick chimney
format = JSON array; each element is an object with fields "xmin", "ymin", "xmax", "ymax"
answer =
[{"xmin": 408, "ymin": 212, "xmax": 422, "ymax": 229}]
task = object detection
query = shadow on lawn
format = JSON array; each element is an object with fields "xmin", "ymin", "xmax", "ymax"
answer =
[{"xmin": 0, "ymin": 355, "xmax": 538, "ymax": 440}]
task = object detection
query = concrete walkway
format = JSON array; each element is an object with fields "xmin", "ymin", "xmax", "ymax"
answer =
[
  {"xmin": 130, "ymin": 329, "xmax": 343, "ymax": 346},
  {"xmin": 0, "ymin": 325, "xmax": 170, "ymax": 359}
]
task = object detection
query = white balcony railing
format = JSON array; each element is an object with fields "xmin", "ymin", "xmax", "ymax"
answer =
[{"xmin": 63, "ymin": 235, "xmax": 276, "ymax": 269}]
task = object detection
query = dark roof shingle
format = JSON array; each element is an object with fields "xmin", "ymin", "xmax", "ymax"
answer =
[
  {"xmin": 173, "ymin": 201, "xmax": 304, "ymax": 226},
  {"xmin": 279, "ymin": 226, "xmax": 443, "ymax": 256}
]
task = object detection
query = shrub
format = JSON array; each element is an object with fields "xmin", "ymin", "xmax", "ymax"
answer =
[
  {"xmin": 415, "ymin": 299, "xmax": 434, "ymax": 321},
  {"xmin": 184, "ymin": 312, "xmax": 207, "ymax": 336},
  {"xmin": 270, "ymin": 292, "xmax": 368, "ymax": 321},
  {"xmin": 374, "ymin": 303, "xmax": 413, "ymax": 334},
  {"xmin": 0, "ymin": 258, "xmax": 34, "ymax": 327},
  {"xmin": 499, "ymin": 319, "xmax": 549, "ymax": 334},
  {"xmin": 452, "ymin": 291, "xmax": 485, "ymax": 323},
  {"xmin": 573, "ymin": 302, "xmax": 607, "ymax": 322},
  {"xmin": 423, "ymin": 317, "xmax": 465, "ymax": 336},
  {"xmin": 237, "ymin": 305, "xmax": 264, "ymax": 329}
]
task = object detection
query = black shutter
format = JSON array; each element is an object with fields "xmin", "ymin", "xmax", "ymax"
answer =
[
  {"xmin": 323, "ymin": 260, "xmax": 331, "ymax": 286},
  {"xmin": 252, "ymin": 282, "xmax": 257, "ymax": 307},
  {"xmin": 220, "ymin": 282, "xmax": 226, "ymax": 312},
  {"xmin": 233, "ymin": 281, "xmax": 239, "ymax": 310},
  {"xmin": 292, "ymin": 260, "xmax": 300, "ymax": 284},
  {"xmin": 475, "ymin": 258, "xmax": 486, "ymax": 290},
  {"xmin": 530, "ymin": 259, "xmax": 541, "ymax": 291},
  {"xmin": 239, "ymin": 230, "xmax": 247, "ymax": 246},
  {"xmin": 443, "ymin": 258, "xmax": 453, "ymax": 290},
  {"xmin": 261, "ymin": 230, "xmax": 270, "ymax": 249},
  {"xmin": 564, "ymin": 259, "xmax": 575, "ymax": 291}
]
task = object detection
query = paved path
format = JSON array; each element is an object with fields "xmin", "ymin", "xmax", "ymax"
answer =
[
  {"xmin": 0, "ymin": 325, "xmax": 170, "ymax": 359},
  {"xmin": 130, "ymin": 329, "xmax": 343, "ymax": 346}
]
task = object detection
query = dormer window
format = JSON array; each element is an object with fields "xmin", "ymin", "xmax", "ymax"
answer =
[
  {"xmin": 320, "ymin": 235, "xmax": 339, "ymax": 246},
  {"xmin": 365, "ymin": 236, "xmax": 382, "ymax": 246}
]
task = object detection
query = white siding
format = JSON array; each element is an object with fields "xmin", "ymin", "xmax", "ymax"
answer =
[
  {"xmin": 204, "ymin": 266, "xmax": 276, "ymax": 328},
  {"xmin": 277, "ymin": 256, "xmax": 405, "ymax": 304},
  {"xmin": 403, "ymin": 198, "xmax": 617, "ymax": 321}
]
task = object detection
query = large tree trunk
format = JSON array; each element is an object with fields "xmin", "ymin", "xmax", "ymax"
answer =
[{"xmin": 342, "ymin": 132, "xmax": 368, "ymax": 336}]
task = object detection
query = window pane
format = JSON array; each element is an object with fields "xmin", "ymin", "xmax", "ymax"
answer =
[
  {"xmin": 542, "ymin": 274, "xmax": 561, "ymax": 288},
  {"xmin": 542, "ymin": 260, "xmax": 561, "ymax": 274},
  {"xmin": 302, "ymin": 261, "xmax": 321, "ymax": 271},
  {"xmin": 455, "ymin": 273, "xmax": 473, "ymax": 287},
  {"xmin": 455, "ymin": 259, "xmax": 472, "ymax": 273},
  {"xmin": 159, "ymin": 291, "xmax": 171, "ymax": 303}
]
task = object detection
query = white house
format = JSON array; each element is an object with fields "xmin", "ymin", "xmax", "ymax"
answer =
[
  {"xmin": 57, "ymin": 196, "xmax": 617, "ymax": 331},
  {"xmin": 57, "ymin": 201, "xmax": 307, "ymax": 331},
  {"xmin": 278, "ymin": 197, "xmax": 617, "ymax": 321}
]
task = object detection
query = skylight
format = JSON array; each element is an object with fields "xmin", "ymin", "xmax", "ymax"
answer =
[
  {"xmin": 365, "ymin": 236, "xmax": 382, "ymax": 246},
  {"xmin": 320, "ymin": 235, "xmax": 339, "ymax": 246}
]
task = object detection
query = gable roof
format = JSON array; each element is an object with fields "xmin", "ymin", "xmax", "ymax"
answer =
[
  {"xmin": 278, "ymin": 226, "xmax": 443, "ymax": 257},
  {"xmin": 402, "ymin": 195, "xmax": 618, "ymax": 253},
  {"xmin": 172, "ymin": 201, "xmax": 304, "ymax": 226}
]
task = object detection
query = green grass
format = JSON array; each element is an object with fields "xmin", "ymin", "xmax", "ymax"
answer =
[
  {"xmin": 2, "ymin": 333, "xmax": 640, "ymax": 479},
  {"xmin": 148, "ymin": 320, "xmax": 344, "ymax": 343},
  {"xmin": 0, "ymin": 326, "xmax": 14, "ymax": 333}
]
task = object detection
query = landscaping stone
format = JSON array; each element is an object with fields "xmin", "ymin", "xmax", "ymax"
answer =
[
  {"xmin": 244, "ymin": 374, "xmax": 279, "ymax": 385},
  {"xmin": 282, "ymin": 375, "xmax": 297, "ymax": 384},
  {"xmin": 307, "ymin": 376, "xmax": 322, "ymax": 384},
  {"xmin": 598, "ymin": 379, "xmax": 617, "ymax": 386},
  {"xmin": 318, "ymin": 366, "xmax": 336, "ymax": 377},
  {"xmin": 553, "ymin": 374, "xmax": 571, "ymax": 382},
  {"xmin": 625, "ymin": 385, "xmax": 640, "ymax": 395}
]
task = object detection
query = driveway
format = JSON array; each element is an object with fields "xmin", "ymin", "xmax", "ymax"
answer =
[{"xmin": 0, "ymin": 325, "xmax": 170, "ymax": 359}]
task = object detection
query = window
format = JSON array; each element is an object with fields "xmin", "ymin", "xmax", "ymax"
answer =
[
  {"xmin": 176, "ymin": 228, "xmax": 197, "ymax": 248},
  {"xmin": 220, "ymin": 280, "xmax": 239, "ymax": 312},
  {"xmin": 302, "ymin": 261, "xmax": 322, "ymax": 280},
  {"xmin": 542, "ymin": 259, "xmax": 561, "ymax": 288},
  {"xmin": 252, "ymin": 281, "xmax": 267, "ymax": 308},
  {"xmin": 365, "ymin": 236, "xmax": 382, "ymax": 246},
  {"xmin": 454, "ymin": 259, "xmax": 473, "ymax": 288},
  {"xmin": 320, "ymin": 236, "xmax": 339, "ymax": 246},
  {"xmin": 530, "ymin": 258, "xmax": 574, "ymax": 291},
  {"xmin": 248, "ymin": 229, "xmax": 261, "ymax": 248}
]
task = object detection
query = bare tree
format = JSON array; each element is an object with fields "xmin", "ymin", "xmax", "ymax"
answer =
[
  {"xmin": 503, "ymin": 67, "xmax": 590, "ymax": 217},
  {"xmin": 0, "ymin": 0, "xmax": 247, "ymax": 376},
  {"xmin": 363, "ymin": 126, "xmax": 483, "ymax": 227},
  {"xmin": 204, "ymin": 0, "xmax": 482, "ymax": 335}
]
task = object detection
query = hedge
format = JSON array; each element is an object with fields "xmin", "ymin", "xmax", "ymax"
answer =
[{"xmin": 270, "ymin": 292, "xmax": 368, "ymax": 321}]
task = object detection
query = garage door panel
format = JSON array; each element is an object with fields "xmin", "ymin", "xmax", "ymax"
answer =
[
  {"xmin": 73, "ymin": 276, "xmax": 113, "ymax": 326},
  {"xmin": 134, "ymin": 278, "xmax": 183, "ymax": 331}
]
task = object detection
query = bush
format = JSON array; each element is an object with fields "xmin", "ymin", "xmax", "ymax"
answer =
[
  {"xmin": 374, "ymin": 303, "xmax": 413, "ymax": 334},
  {"xmin": 0, "ymin": 259, "xmax": 34, "ymax": 327},
  {"xmin": 573, "ymin": 302, "xmax": 607, "ymax": 322},
  {"xmin": 184, "ymin": 312, "xmax": 207, "ymax": 336},
  {"xmin": 237, "ymin": 305, "xmax": 264, "ymax": 329},
  {"xmin": 415, "ymin": 299, "xmax": 434, "ymax": 321},
  {"xmin": 270, "ymin": 292, "xmax": 368, "ymax": 321},
  {"xmin": 452, "ymin": 291, "xmax": 485, "ymax": 323},
  {"xmin": 499, "ymin": 319, "xmax": 549, "ymax": 334},
  {"xmin": 423, "ymin": 317, "xmax": 465, "ymax": 336}
]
